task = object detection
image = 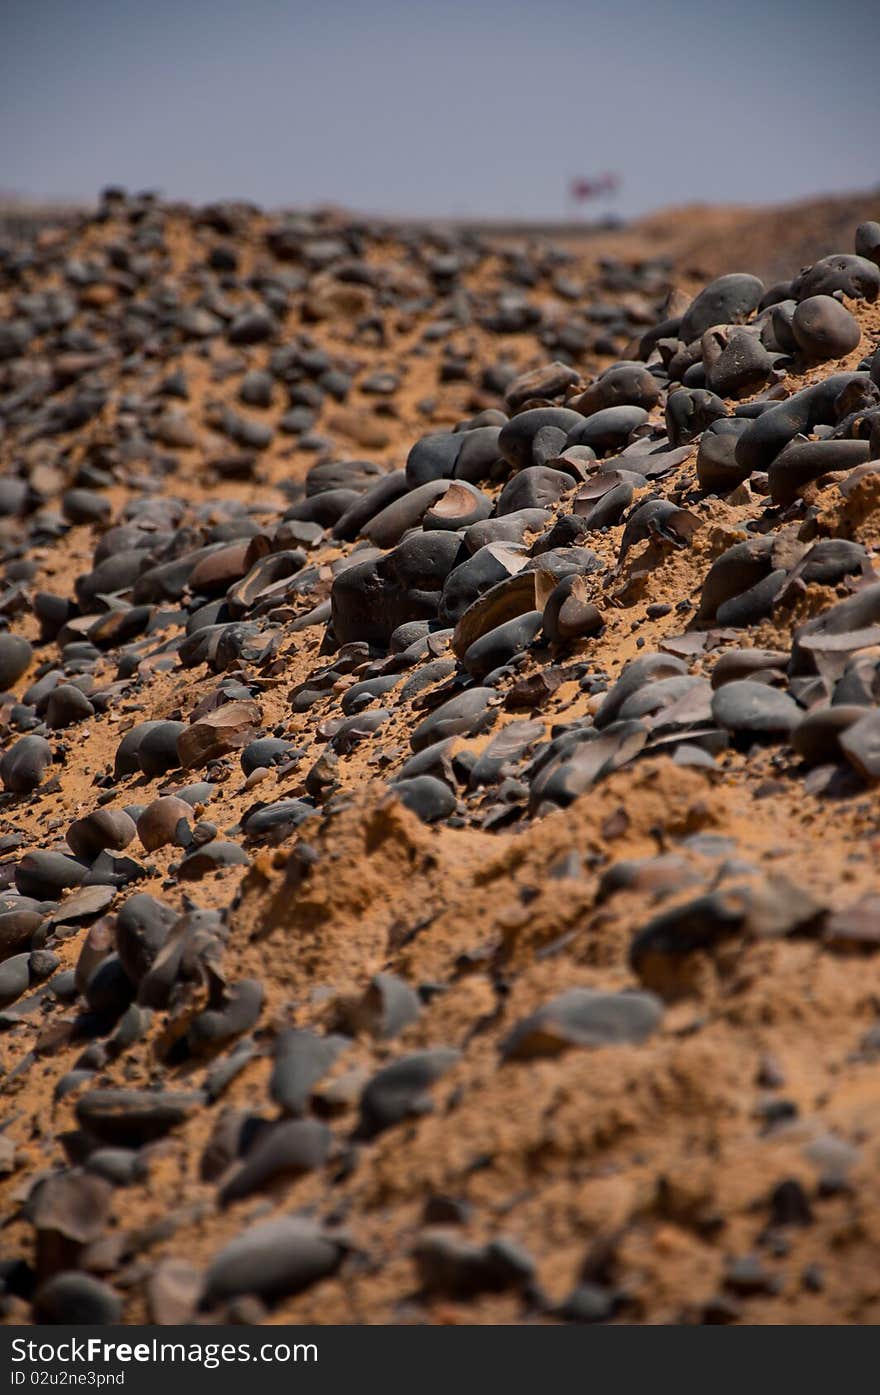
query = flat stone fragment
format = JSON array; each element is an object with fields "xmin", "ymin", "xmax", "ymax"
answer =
[
  {"xmin": 359, "ymin": 1048, "xmax": 461, "ymax": 1137},
  {"xmin": 218, "ymin": 1118, "xmax": 332, "ymax": 1205},
  {"xmin": 177, "ymin": 701, "xmax": 261, "ymax": 769},
  {"xmin": 711, "ymin": 680, "xmax": 800, "ymax": 736},
  {"xmin": 501, "ymin": 988, "xmax": 664, "ymax": 1060},
  {"xmin": 176, "ymin": 840, "xmax": 249, "ymax": 879},
  {"xmin": 270, "ymin": 1029, "xmax": 350, "ymax": 1116},
  {"xmin": 75, "ymin": 1088, "xmax": 205, "ymax": 1147},
  {"xmin": 202, "ymin": 1217, "xmax": 344, "ymax": 1306},
  {"xmin": 48, "ymin": 883, "xmax": 116, "ymax": 925},
  {"xmin": 410, "ymin": 688, "xmax": 497, "ymax": 752}
]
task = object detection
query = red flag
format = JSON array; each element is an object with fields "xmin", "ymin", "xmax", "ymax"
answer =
[{"xmin": 569, "ymin": 173, "xmax": 620, "ymax": 203}]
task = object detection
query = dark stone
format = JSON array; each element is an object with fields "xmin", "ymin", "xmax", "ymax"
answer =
[
  {"xmin": 502, "ymin": 987, "xmax": 663, "ymax": 1060},
  {"xmin": 242, "ymin": 800, "xmax": 317, "ymax": 840},
  {"xmin": 736, "ymin": 372, "xmax": 870, "ymax": 472},
  {"xmin": 496, "ymin": 466, "xmax": 573, "ymax": 516},
  {"xmin": 768, "ymin": 438, "xmax": 871, "ymax": 505},
  {"xmin": 711, "ymin": 680, "xmax": 800, "ymax": 737},
  {"xmin": 33, "ymin": 1273, "xmax": 122, "ymax": 1325},
  {"xmin": 0, "ymin": 633, "xmax": 32, "ymax": 690},
  {"xmin": 629, "ymin": 891, "xmax": 748, "ymax": 990},
  {"xmin": 136, "ymin": 722, "xmax": 187, "ymax": 778},
  {"xmin": 15, "ymin": 851, "xmax": 87, "ymax": 900},
  {"xmin": 463, "ymin": 611, "xmax": 543, "ymax": 680},
  {"xmin": 85, "ymin": 1148, "xmax": 149, "ymax": 1187},
  {"xmin": 270, "ymin": 1029, "xmax": 349, "ymax": 1116},
  {"xmin": 412, "ymin": 1230, "xmax": 535, "ymax": 1297},
  {"xmin": 594, "ymin": 653, "xmax": 687, "ymax": 727},
  {"xmin": 666, "ymin": 387, "xmax": 727, "ymax": 445},
  {"xmin": 792, "ymin": 254, "xmax": 880, "ymax": 303},
  {"xmin": 228, "ymin": 308, "xmax": 277, "ymax": 344},
  {"xmin": 855, "ymin": 222, "xmax": 880, "ymax": 267},
  {"xmin": 390, "ymin": 774, "xmax": 456, "ymax": 823},
  {"xmin": 187, "ymin": 978, "xmax": 263, "ymax": 1053},
  {"xmin": 0, "ymin": 953, "xmax": 31, "ymax": 1008},
  {"xmin": 704, "ymin": 327, "xmax": 773, "ymax": 398},
  {"xmin": 558, "ymin": 1282, "xmax": 618, "ymax": 1323},
  {"xmin": 115, "ymin": 893, "xmax": 176, "ymax": 985},
  {"xmin": 176, "ymin": 840, "xmax": 249, "ymax": 880},
  {"xmin": 75, "ymin": 1088, "xmax": 205, "ymax": 1146},
  {"xmin": 839, "ymin": 710, "xmax": 880, "ymax": 782},
  {"xmin": 240, "ymin": 738, "xmax": 300, "ymax": 776},
  {"xmin": 573, "ymin": 362, "xmax": 661, "ymax": 415},
  {"xmin": 1, "ymin": 734, "xmax": 52, "ymax": 794},
  {"xmin": 405, "ymin": 432, "xmax": 463, "ymax": 487},
  {"xmin": 218, "ymin": 1119, "xmax": 332, "ymax": 1205},
  {"xmin": 498, "ymin": 408, "xmax": 582, "ymax": 471},
  {"xmin": 566, "ymin": 405, "xmax": 648, "ymax": 454},
  {"xmin": 410, "ymin": 687, "xmax": 496, "ymax": 752},
  {"xmin": 439, "ymin": 544, "xmax": 526, "ymax": 627},
  {"xmin": 792, "ymin": 296, "xmax": 861, "ymax": 361},
  {"xmin": 332, "ymin": 470, "xmax": 409, "ymax": 541},
  {"xmin": 67, "ymin": 809, "xmax": 135, "ymax": 860},
  {"xmin": 330, "ymin": 532, "xmax": 461, "ymax": 648},
  {"xmin": 202, "ymin": 1218, "xmax": 344, "ymax": 1307},
  {"xmin": 679, "ymin": 273, "xmax": 764, "ymax": 341},
  {"xmin": 358, "ymin": 1048, "xmax": 461, "ymax": 1137}
]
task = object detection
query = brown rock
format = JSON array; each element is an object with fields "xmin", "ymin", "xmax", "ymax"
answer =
[
  {"xmin": 136, "ymin": 797, "xmax": 194, "ymax": 852},
  {"xmin": 505, "ymin": 361, "xmax": 580, "ymax": 411},
  {"xmin": 188, "ymin": 543, "xmax": 252, "ymax": 593},
  {"xmin": 66, "ymin": 808, "xmax": 136, "ymax": 860},
  {"xmin": 177, "ymin": 701, "xmax": 261, "ymax": 770}
]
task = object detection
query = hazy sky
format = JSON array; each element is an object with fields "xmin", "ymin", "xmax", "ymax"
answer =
[{"xmin": 2, "ymin": 0, "xmax": 878, "ymax": 219}]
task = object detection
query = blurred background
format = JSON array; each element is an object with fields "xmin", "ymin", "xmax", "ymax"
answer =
[{"xmin": 1, "ymin": 0, "xmax": 879, "ymax": 222}]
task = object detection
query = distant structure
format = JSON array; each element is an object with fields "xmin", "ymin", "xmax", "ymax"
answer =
[{"xmin": 567, "ymin": 173, "xmax": 620, "ymax": 221}]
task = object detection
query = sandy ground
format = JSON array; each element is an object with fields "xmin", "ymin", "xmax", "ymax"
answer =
[{"xmin": 0, "ymin": 190, "xmax": 879, "ymax": 1325}]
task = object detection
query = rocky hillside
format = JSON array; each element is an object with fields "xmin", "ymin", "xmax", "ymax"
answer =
[{"xmin": 0, "ymin": 191, "xmax": 880, "ymax": 1325}]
